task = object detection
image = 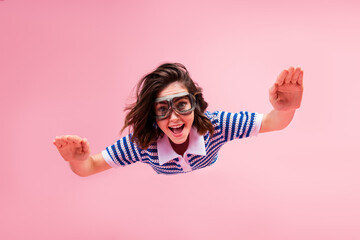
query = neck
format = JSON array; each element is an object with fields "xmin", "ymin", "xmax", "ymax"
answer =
[{"xmin": 169, "ymin": 137, "xmax": 189, "ymax": 156}]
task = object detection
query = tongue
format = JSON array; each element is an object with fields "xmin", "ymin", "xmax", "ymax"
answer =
[{"xmin": 172, "ymin": 126, "xmax": 183, "ymax": 134}]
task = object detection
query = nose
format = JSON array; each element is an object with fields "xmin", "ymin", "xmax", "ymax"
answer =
[{"xmin": 169, "ymin": 109, "xmax": 180, "ymax": 121}]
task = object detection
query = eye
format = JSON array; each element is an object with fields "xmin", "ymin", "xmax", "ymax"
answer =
[
  {"xmin": 158, "ymin": 106, "xmax": 168, "ymax": 113},
  {"xmin": 176, "ymin": 100, "xmax": 192, "ymax": 111},
  {"xmin": 154, "ymin": 102, "xmax": 169, "ymax": 116},
  {"xmin": 176, "ymin": 101, "xmax": 187, "ymax": 110}
]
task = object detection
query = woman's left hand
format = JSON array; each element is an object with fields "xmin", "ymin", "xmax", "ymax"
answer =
[{"xmin": 269, "ymin": 66, "xmax": 304, "ymax": 111}]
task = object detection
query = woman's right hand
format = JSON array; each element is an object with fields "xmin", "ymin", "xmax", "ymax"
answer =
[{"xmin": 53, "ymin": 135, "xmax": 90, "ymax": 162}]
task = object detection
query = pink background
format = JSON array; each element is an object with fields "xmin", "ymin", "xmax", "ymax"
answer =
[{"xmin": 1, "ymin": 0, "xmax": 360, "ymax": 239}]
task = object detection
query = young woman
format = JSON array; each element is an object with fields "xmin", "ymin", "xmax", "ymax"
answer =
[{"xmin": 53, "ymin": 63, "xmax": 304, "ymax": 176}]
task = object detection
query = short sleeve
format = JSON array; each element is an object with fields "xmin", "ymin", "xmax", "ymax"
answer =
[
  {"xmin": 101, "ymin": 134, "xmax": 142, "ymax": 168},
  {"xmin": 215, "ymin": 111, "xmax": 263, "ymax": 142}
]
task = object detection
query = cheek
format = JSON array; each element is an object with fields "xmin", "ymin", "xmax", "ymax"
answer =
[
  {"xmin": 156, "ymin": 119, "xmax": 168, "ymax": 131},
  {"xmin": 185, "ymin": 113, "xmax": 195, "ymax": 126}
]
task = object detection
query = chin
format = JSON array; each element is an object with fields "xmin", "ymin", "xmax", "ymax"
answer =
[
  {"xmin": 170, "ymin": 137, "xmax": 187, "ymax": 145},
  {"xmin": 167, "ymin": 130, "xmax": 190, "ymax": 145}
]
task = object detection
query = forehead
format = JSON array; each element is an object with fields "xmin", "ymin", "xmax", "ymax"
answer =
[{"xmin": 156, "ymin": 82, "xmax": 188, "ymax": 98}]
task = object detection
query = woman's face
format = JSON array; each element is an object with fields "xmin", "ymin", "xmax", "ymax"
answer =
[{"xmin": 155, "ymin": 81, "xmax": 194, "ymax": 145}]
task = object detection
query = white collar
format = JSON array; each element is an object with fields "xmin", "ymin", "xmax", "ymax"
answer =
[{"xmin": 157, "ymin": 127, "xmax": 206, "ymax": 165}]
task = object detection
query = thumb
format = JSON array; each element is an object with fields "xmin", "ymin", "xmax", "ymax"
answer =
[
  {"xmin": 269, "ymin": 83, "xmax": 279, "ymax": 103},
  {"xmin": 269, "ymin": 83, "xmax": 278, "ymax": 95},
  {"xmin": 269, "ymin": 83, "xmax": 279, "ymax": 99}
]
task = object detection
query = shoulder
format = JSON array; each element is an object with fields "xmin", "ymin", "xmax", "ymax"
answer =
[
  {"xmin": 204, "ymin": 110, "xmax": 223, "ymax": 130},
  {"xmin": 204, "ymin": 110, "xmax": 227, "ymax": 122},
  {"xmin": 204, "ymin": 110, "xmax": 218, "ymax": 123},
  {"xmin": 204, "ymin": 110, "xmax": 222, "ymax": 119}
]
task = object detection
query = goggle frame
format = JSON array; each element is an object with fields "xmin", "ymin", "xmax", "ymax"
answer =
[{"xmin": 153, "ymin": 92, "xmax": 196, "ymax": 120}]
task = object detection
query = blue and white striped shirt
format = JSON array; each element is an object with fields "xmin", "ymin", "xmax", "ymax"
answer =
[{"xmin": 102, "ymin": 111, "xmax": 263, "ymax": 175}]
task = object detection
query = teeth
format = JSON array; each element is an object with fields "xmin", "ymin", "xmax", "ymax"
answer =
[{"xmin": 170, "ymin": 125, "xmax": 183, "ymax": 129}]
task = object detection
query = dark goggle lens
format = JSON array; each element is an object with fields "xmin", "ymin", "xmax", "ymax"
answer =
[
  {"xmin": 154, "ymin": 102, "xmax": 170, "ymax": 118},
  {"xmin": 172, "ymin": 95, "xmax": 193, "ymax": 113}
]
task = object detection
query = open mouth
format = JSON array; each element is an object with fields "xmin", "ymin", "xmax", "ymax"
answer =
[{"xmin": 169, "ymin": 124, "xmax": 185, "ymax": 134}]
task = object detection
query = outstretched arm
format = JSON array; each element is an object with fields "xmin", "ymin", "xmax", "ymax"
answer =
[
  {"xmin": 259, "ymin": 66, "xmax": 304, "ymax": 133},
  {"xmin": 53, "ymin": 135, "xmax": 111, "ymax": 177}
]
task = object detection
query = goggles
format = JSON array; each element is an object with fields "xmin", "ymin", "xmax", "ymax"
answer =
[{"xmin": 153, "ymin": 92, "xmax": 196, "ymax": 120}]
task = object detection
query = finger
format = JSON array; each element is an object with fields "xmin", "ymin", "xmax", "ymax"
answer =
[
  {"xmin": 285, "ymin": 67, "xmax": 294, "ymax": 84},
  {"xmin": 269, "ymin": 83, "xmax": 278, "ymax": 95},
  {"xmin": 81, "ymin": 138, "xmax": 90, "ymax": 153},
  {"xmin": 53, "ymin": 140, "xmax": 62, "ymax": 148},
  {"xmin": 65, "ymin": 135, "xmax": 75, "ymax": 141},
  {"xmin": 66, "ymin": 135, "xmax": 82, "ymax": 148},
  {"xmin": 57, "ymin": 135, "xmax": 69, "ymax": 141},
  {"xmin": 291, "ymin": 67, "xmax": 302, "ymax": 84},
  {"xmin": 74, "ymin": 139, "xmax": 82, "ymax": 148},
  {"xmin": 54, "ymin": 136, "xmax": 72, "ymax": 148},
  {"xmin": 269, "ymin": 84, "xmax": 279, "ymax": 103},
  {"xmin": 276, "ymin": 70, "xmax": 288, "ymax": 86},
  {"xmin": 57, "ymin": 138, "xmax": 68, "ymax": 147},
  {"xmin": 54, "ymin": 136, "xmax": 64, "ymax": 143},
  {"xmin": 66, "ymin": 135, "xmax": 81, "ymax": 141},
  {"xmin": 297, "ymin": 71, "xmax": 304, "ymax": 86},
  {"xmin": 64, "ymin": 136, "xmax": 76, "ymax": 146}
]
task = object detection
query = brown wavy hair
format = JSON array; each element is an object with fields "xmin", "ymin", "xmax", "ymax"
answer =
[{"xmin": 122, "ymin": 63, "xmax": 214, "ymax": 149}]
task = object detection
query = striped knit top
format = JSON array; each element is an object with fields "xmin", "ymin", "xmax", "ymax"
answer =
[{"xmin": 101, "ymin": 111, "xmax": 263, "ymax": 175}]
